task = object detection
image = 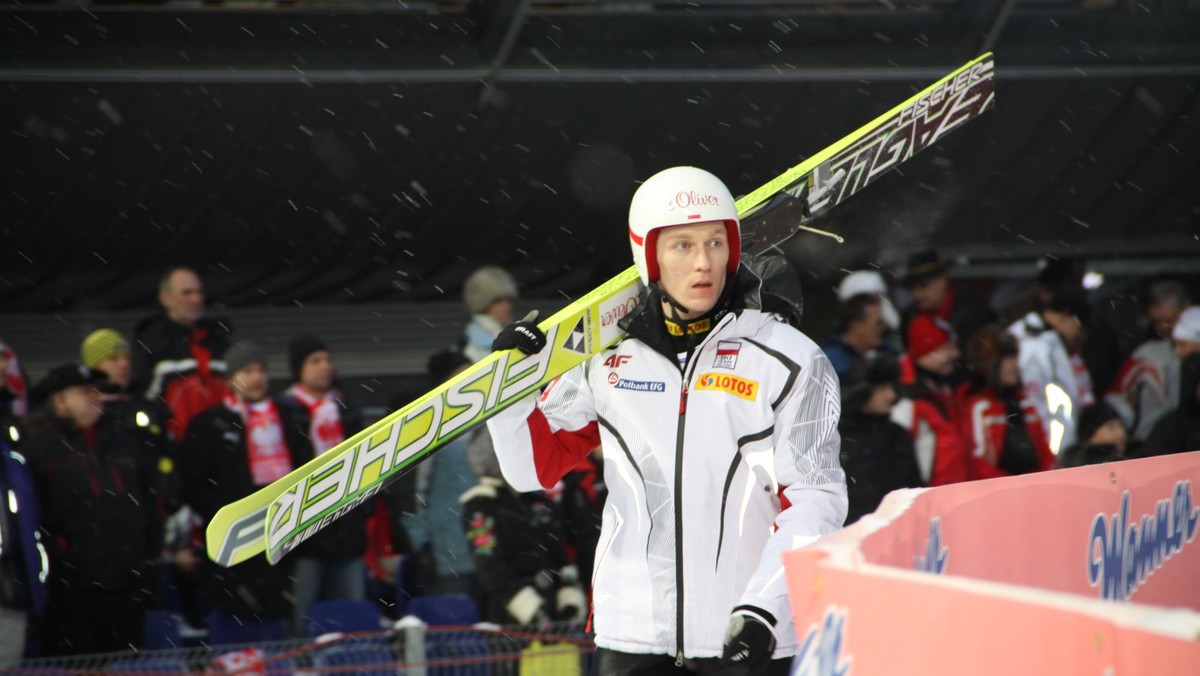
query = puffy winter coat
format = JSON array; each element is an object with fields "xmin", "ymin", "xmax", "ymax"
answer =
[
  {"xmin": 25, "ymin": 414, "xmax": 159, "ymax": 592},
  {"xmin": 486, "ymin": 286, "xmax": 847, "ymax": 660}
]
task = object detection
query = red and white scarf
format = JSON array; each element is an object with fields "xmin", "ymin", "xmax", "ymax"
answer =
[
  {"xmin": 226, "ymin": 393, "xmax": 292, "ymax": 486},
  {"xmin": 288, "ymin": 385, "xmax": 346, "ymax": 456}
]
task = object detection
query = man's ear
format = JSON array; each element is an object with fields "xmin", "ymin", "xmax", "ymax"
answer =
[{"xmin": 51, "ymin": 392, "xmax": 69, "ymax": 417}]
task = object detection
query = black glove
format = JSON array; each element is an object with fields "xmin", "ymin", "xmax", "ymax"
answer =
[
  {"xmin": 721, "ymin": 605, "xmax": 777, "ymax": 670},
  {"xmin": 492, "ymin": 310, "xmax": 547, "ymax": 355}
]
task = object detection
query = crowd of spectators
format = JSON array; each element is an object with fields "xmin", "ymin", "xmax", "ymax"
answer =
[
  {"xmin": 1, "ymin": 253, "xmax": 1198, "ymax": 664},
  {"xmin": 831, "ymin": 251, "xmax": 1200, "ymax": 523}
]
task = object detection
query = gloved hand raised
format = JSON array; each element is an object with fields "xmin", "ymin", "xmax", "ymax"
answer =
[
  {"xmin": 720, "ymin": 605, "xmax": 777, "ymax": 670},
  {"xmin": 491, "ymin": 310, "xmax": 547, "ymax": 355}
]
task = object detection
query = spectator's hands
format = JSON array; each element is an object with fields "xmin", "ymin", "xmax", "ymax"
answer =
[
  {"xmin": 492, "ymin": 311, "xmax": 546, "ymax": 355},
  {"xmin": 720, "ymin": 606, "xmax": 777, "ymax": 670}
]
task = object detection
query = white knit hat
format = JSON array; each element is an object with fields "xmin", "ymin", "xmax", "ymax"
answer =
[
  {"xmin": 1173, "ymin": 306, "xmax": 1200, "ymax": 344},
  {"xmin": 463, "ymin": 266, "xmax": 518, "ymax": 315}
]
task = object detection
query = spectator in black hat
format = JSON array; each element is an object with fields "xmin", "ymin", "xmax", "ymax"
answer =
[
  {"xmin": 899, "ymin": 249, "xmax": 995, "ymax": 354},
  {"xmin": 181, "ymin": 342, "xmax": 309, "ymax": 631},
  {"xmin": 282, "ymin": 335, "xmax": 368, "ymax": 637},
  {"xmin": 24, "ymin": 364, "xmax": 160, "ymax": 655},
  {"xmin": 838, "ymin": 353, "xmax": 922, "ymax": 525}
]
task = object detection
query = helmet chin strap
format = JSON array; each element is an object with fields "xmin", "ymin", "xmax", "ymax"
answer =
[{"xmin": 654, "ymin": 282, "xmax": 692, "ymax": 324}]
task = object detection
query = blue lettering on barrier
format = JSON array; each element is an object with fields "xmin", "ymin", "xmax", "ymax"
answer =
[
  {"xmin": 1086, "ymin": 480, "xmax": 1200, "ymax": 601},
  {"xmin": 914, "ymin": 517, "xmax": 948, "ymax": 574},
  {"xmin": 791, "ymin": 606, "xmax": 852, "ymax": 676}
]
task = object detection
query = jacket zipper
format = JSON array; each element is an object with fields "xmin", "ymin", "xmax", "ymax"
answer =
[{"xmin": 674, "ymin": 338, "xmax": 707, "ymax": 667}]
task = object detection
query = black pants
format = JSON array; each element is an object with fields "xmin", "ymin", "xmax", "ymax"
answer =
[{"xmin": 592, "ymin": 648, "xmax": 791, "ymax": 676}]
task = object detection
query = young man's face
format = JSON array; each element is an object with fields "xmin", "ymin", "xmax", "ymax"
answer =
[
  {"xmin": 54, "ymin": 385, "xmax": 102, "ymax": 428},
  {"xmin": 655, "ymin": 221, "xmax": 730, "ymax": 320},
  {"xmin": 300, "ymin": 350, "xmax": 336, "ymax": 393},
  {"xmin": 909, "ymin": 275, "xmax": 948, "ymax": 312},
  {"xmin": 96, "ymin": 352, "xmax": 132, "ymax": 389},
  {"xmin": 230, "ymin": 362, "xmax": 270, "ymax": 403},
  {"xmin": 160, "ymin": 269, "xmax": 206, "ymax": 327}
]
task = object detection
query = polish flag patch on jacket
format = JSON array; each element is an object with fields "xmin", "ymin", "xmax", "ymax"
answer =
[{"xmin": 714, "ymin": 341, "xmax": 741, "ymax": 369}]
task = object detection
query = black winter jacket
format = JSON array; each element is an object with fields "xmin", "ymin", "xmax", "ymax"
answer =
[
  {"xmin": 838, "ymin": 411, "xmax": 923, "ymax": 525},
  {"xmin": 25, "ymin": 413, "xmax": 161, "ymax": 592},
  {"xmin": 181, "ymin": 397, "xmax": 310, "ymax": 617}
]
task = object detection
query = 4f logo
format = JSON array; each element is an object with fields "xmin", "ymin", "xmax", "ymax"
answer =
[{"xmin": 603, "ymin": 354, "xmax": 632, "ymax": 368}]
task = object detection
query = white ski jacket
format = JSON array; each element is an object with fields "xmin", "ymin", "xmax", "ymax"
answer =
[
  {"xmin": 1008, "ymin": 312, "xmax": 1096, "ymax": 451},
  {"xmin": 486, "ymin": 303, "xmax": 847, "ymax": 660}
]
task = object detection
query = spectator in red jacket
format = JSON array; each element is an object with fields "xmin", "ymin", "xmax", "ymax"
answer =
[
  {"xmin": 133, "ymin": 267, "xmax": 232, "ymax": 440},
  {"xmin": 892, "ymin": 315, "xmax": 970, "ymax": 485},
  {"xmin": 959, "ymin": 326, "xmax": 1054, "ymax": 479}
]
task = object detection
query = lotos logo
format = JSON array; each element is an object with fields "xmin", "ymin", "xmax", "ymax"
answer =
[
  {"xmin": 668, "ymin": 190, "xmax": 721, "ymax": 211},
  {"xmin": 914, "ymin": 518, "xmax": 948, "ymax": 574},
  {"xmin": 1087, "ymin": 481, "xmax": 1199, "ymax": 602},
  {"xmin": 603, "ymin": 354, "xmax": 632, "ymax": 368},
  {"xmin": 792, "ymin": 606, "xmax": 852, "ymax": 676},
  {"xmin": 694, "ymin": 373, "xmax": 758, "ymax": 401}
]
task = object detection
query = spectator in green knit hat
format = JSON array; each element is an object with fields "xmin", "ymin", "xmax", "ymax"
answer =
[{"xmin": 81, "ymin": 328, "xmax": 132, "ymax": 391}]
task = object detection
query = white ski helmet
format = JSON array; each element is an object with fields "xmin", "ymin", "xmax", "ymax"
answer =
[{"xmin": 628, "ymin": 166, "xmax": 741, "ymax": 286}]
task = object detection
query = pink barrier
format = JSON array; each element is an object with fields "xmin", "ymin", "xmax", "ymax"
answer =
[{"xmin": 783, "ymin": 452, "xmax": 1200, "ymax": 675}]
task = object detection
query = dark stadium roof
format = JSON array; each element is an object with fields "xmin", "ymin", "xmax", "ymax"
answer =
[{"xmin": 2, "ymin": 0, "xmax": 1199, "ymax": 313}]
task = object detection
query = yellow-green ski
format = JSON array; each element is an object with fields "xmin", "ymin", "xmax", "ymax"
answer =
[{"xmin": 205, "ymin": 52, "xmax": 995, "ymax": 567}]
